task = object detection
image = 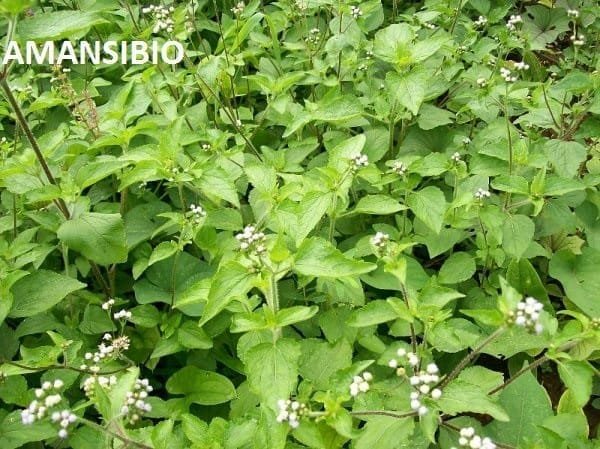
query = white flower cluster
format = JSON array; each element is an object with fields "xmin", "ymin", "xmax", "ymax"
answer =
[
  {"xmin": 570, "ymin": 33, "xmax": 585, "ymax": 46},
  {"xmin": 452, "ymin": 427, "xmax": 497, "ymax": 449},
  {"xmin": 21, "ymin": 380, "xmax": 65, "ymax": 424},
  {"xmin": 511, "ymin": 296, "xmax": 544, "ymax": 334},
  {"xmin": 423, "ymin": 22, "xmax": 436, "ymax": 30},
  {"xmin": 371, "ymin": 231, "xmax": 389, "ymax": 249},
  {"xmin": 388, "ymin": 349, "xmax": 441, "ymax": 416},
  {"xmin": 474, "ymin": 16, "xmax": 487, "ymax": 27},
  {"xmin": 121, "ymin": 379, "xmax": 153, "ymax": 424},
  {"xmin": 451, "ymin": 152, "xmax": 461, "ymax": 162},
  {"xmin": 305, "ymin": 28, "xmax": 320, "ymax": 45},
  {"xmin": 474, "ymin": 188, "xmax": 491, "ymax": 200},
  {"xmin": 514, "ymin": 60, "xmax": 530, "ymax": 71},
  {"xmin": 114, "ymin": 309, "xmax": 132, "ymax": 321},
  {"xmin": 231, "ymin": 1, "xmax": 245, "ymax": 15},
  {"xmin": 567, "ymin": 9, "xmax": 579, "ymax": 18},
  {"xmin": 506, "ymin": 14, "xmax": 522, "ymax": 31},
  {"xmin": 101, "ymin": 298, "xmax": 115, "ymax": 310},
  {"xmin": 476, "ymin": 77, "xmax": 487, "ymax": 87},
  {"xmin": 349, "ymin": 371, "xmax": 372, "ymax": 396},
  {"xmin": 51, "ymin": 410, "xmax": 77, "ymax": 439},
  {"xmin": 81, "ymin": 333, "xmax": 130, "ymax": 373},
  {"xmin": 201, "ymin": 143, "xmax": 211, "ymax": 151},
  {"xmin": 82, "ymin": 374, "xmax": 118, "ymax": 396},
  {"xmin": 189, "ymin": 203, "xmax": 206, "ymax": 223},
  {"xmin": 235, "ymin": 225, "xmax": 266, "ymax": 255},
  {"xmin": 276, "ymin": 399, "xmax": 308, "ymax": 428},
  {"xmin": 350, "ymin": 5, "xmax": 362, "ymax": 19},
  {"xmin": 0, "ymin": 137, "xmax": 6, "ymax": 144},
  {"xmin": 142, "ymin": 4, "xmax": 175, "ymax": 34},
  {"xmin": 392, "ymin": 160, "xmax": 407, "ymax": 175},
  {"xmin": 351, "ymin": 153, "xmax": 369, "ymax": 170},
  {"xmin": 500, "ymin": 67, "xmax": 517, "ymax": 83}
]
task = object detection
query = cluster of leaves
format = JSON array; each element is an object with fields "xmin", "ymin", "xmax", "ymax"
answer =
[{"xmin": 1, "ymin": 0, "xmax": 600, "ymax": 448}]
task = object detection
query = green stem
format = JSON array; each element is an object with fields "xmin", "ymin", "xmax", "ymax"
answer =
[
  {"xmin": 438, "ymin": 327, "xmax": 505, "ymax": 389},
  {"xmin": 350, "ymin": 410, "xmax": 417, "ymax": 419},
  {"xmin": 78, "ymin": 418, "xmax": 153, "ymax": 449}
]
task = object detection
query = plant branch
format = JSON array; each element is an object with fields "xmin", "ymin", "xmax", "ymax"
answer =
[
  {"xmin": 350, "ymin": 410, "xmax": 417, "ymax": 419},
  {"xmin": 0, "ymin": 358, "xmax": 133, "ymax": 376},
  {"xmin": 78, "ymin": 418, "xmax": 153, "ymax": 449},
  {"xmin": 438, "ymin": 327, "xmax": 505, "ymax": 389}
]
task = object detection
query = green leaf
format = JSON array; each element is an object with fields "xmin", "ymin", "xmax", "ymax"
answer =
[
  {"xmin": 351, "ymin": 195, "xmax": 407, "ymax": 215},
  {"xmin": 17, "ymin": 11, "xmax": 106, "ymax": 41},
  {"xmin": 298, "ymin": 339, "xmax": 352, "ymax": 390},
  {"xmin": 166, "ymin": 366, "xmax": 236, "ymax": 405},
  {"xmin": 502, "ymin": 215, "xmax": 535, "ymax": 259},
  {"xmin": 348, "ymin": 300, "xmax": 398, "ymax": 327},
  {"xmin": 439, "ymin": 367, "xmax": 508, "ymax": 421},
  {"xmin": 199, "ymin": 261, "xmax": 254, "ymax": 326},
  {"xmin": 407, "ymin": 186, "xmax": 446, "ymax": 234},
  {"xmin": 487, "ymin": 369, "xmax": 553, "ymax": 447},
  {"xmin": 543, "ymin": 140, "xmax": 587, "ymax": 178},
  {"xmin": 354, "ymin": 416, "xmax": 414, "ymax": 449},
  {"xmin": 9, "ymin": 270, "xmax": 85, "ymax": 318},
  {"xmin": 294, "ymin": 237, "xmax": 376, "ymax": 277},
  {"xmin": 0, "ymin": 411, "xmax": 56, "ymax": 449},
  {"xmin": 276, "ymin": 306, "xmax": 319, "ymax": 328},
  {"xmin": 240, "ymin": 338, "xmax": 300, "ymax": 406},
  {"xmin": 57, "ymin": 213, "xmax": 128, "ymax": 265},
  {"xmin": 557, "ymin": 360, "xmax": 594, "ymax": 407},
  {"xmin": 549, "ymin": 248, "xmax": 600, "ymax": 316},
  {"xmin": 148, "ymin": 241, "xmax": 179, "ymax": 267},
  {"xmin": 438, "ymin": 252, "xmax": 476, "ymax": 284},
  {"xmin": 387, "ymin": 70, "xmax": 427, "ymax": 115}
]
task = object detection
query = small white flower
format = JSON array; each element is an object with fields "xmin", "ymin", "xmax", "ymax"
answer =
[
  {"xmin": 513, "ymin": 60, "xmax": 529, "ymax": 71},
  {"xmin": 567, "ymin": 9, "xmax": 579, "ymax": 18},
  {"xmin": 451, "ymin": 152, "xmax": 461, "ymax": 162},
  {"xmin": 370, "ymin": 231, "xmax": 389, "ymax": 249},
  {"xmin": 350, "ymin": 5, "xmax": 362, "ymax": 19},
  {"xmin": 457, "ymin": 427, "xmax": 496, "ymax": 449},
  {"xmin": 350, "ymin": 372, "xmax": 372, "ymax": 397},
  {"xmin": 500, "ymin": 67, "xmax": 517, "ymax": 83},
  {"xmin": 476, "ymin": 77, "xmax": 487, "ymax": 87},
  {"xmin": 392, "ymin": 160, "xmax": 408, "ymax": 175},
  {"xmin": 276, "ymin": 398, "xmax": 307, "ymax": 428},
  {"xmin": 431, "ymin": 388, "xmax": 442, "ymax": 399},
  {"xmin": 231, "ymin": 1, "xmax": 245, "ymax": 15},
  {"xmin": 351, "ymin": 153, "xmax": 369, "ymax": 169},
  {"xmin": 474, "ymin": 16, "xmax": 488, "ymax": 27},
  {"xmin": 570, "ymin": 33, "xmax": 585, "ymax": 46},
  {"xmin": 474, "ymin": 188, "xmax": 491, "ymax": 200},
  {"xmin": 506, "ymin": 14, "xmax": 522, "ymax": 31},
  {"xmin": 511, "ymin": 296, "xmax": 544, "ymax": 333}
]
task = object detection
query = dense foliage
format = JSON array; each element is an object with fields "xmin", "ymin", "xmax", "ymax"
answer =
[{"xmin": 1, "ymin": 0, "xmax": 600, "ymax": 448}]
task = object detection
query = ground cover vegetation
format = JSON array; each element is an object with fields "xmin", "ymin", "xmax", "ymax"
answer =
[{"xmin": 0, "ymin": 0, "xmax": 599, "ymax": 447}]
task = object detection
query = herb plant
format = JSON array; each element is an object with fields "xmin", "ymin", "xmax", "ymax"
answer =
[{"xmin": 0, "ymin": 0, "xmax": 599, "ymax": 448}]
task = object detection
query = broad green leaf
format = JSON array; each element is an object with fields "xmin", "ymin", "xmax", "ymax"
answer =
[
  {"xmin": 9, "ymin": 270, "xmax": 85, "ymax": 318},
  {"xmin": 294, "ymin": 237, "xmax": 376, "ymax": 277},
  {"xmin": 487, "ymin": 369, "xmax": 553, "ymax": 446},
  {"xmin": 276, "ymin": 306, "xmax": 319, "ymax": 328},
  {"xmin": 543, "ymin": 140, "xmax": 587, "ymax": 178},
  {"xmin": 354, "ymin": 416, "xmax": 414, "ymax": 449},
  {"xmin": 350, "ymin": 195, "xmax": 407, "ymax": 215},
  {"xmin": 57, "ymin": 213, "xmax": 128, "ymax": 265},
  {"xmin": 438, "ymin": 252, "xmax": 476, "ymax": 284},
  {"xmin": 298, "ymin": 339, "xmax": 352, "ymax": 390},
  {"xmin": 439, "ymin": 367, "xmax": 508, "ymax": 421},
  {"xmin": 407, "ymin": 186, "xmax": 446, "ymax": 234},
  {"xmin": 387, "ymin": 70, "xmax": 427, "ymax": 115},
  {"xmin": 502, "ymin": 215, "xmax": 535, "ymax": 259},
  {"xmin": 166, "ymin": 366, "xmax": 236, "ymax": 405},
  {"xmin": 17, "ymin": 11, "xmax": 106, "ymax": 41},
  {"xmin": 199, "ymin": 261, "xmax": 254, "ymax": 325},
  {"xmin": 148, "ymin": 241, "xmax": 179, "ymax": 267},
  {"xmin": 0, "ymin": 411, "xmax": 56, "ymax": 449},
  {"xmin": 348, "ymin": 300, "xmax": 398, "ymax": 327},
  {"xmin": 240, "ymin": 338, "xmax": 300, "ymax": 406},
  {"xmin": 549, "ymin": 248, "xmax": 600, "ymax": 316},
  {"xmin": 557, "ymin": 360, "xmax": 594, "ymax": 407}
]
